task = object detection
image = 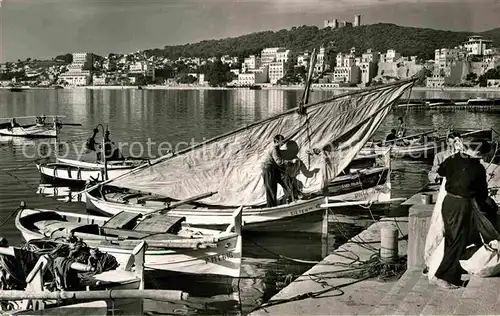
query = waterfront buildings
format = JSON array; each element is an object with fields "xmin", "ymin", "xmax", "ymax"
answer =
[
  {"xmin": 237, "ymin": 66, "xmax": 268, "ymax": 86},
  {"xmin": 269, "ymin": 61, "xmax": 285, "ymax": 84},
  {"xmin": 464, "ymin": 36, "xmax": 493, "ymax": 56},
  {"xmin": 59, "ymin": 52, "xmax": 92, "ymax": 86}
]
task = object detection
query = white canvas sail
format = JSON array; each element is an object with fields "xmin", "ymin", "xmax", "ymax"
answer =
[{"xmin": 109, "ymin": 79, "xmax": 416, "ymax": 207}]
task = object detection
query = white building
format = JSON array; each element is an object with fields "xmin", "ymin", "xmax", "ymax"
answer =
[
  {"xmin": 92, "ymin": 75, "xmax": 108, "ymax": 86},
  {"xmin": 276, "ymin": 49, "xmax": 291, "ymax": 63},
  {"xmin": 297, "ymin": 52, "xmax": 310, "ymax": 69},
  {"xmin": 464, "ymin": 36, "xmax": 493, "ymax": 56},
  {"xmin": 333, "ymin": 53, "xmax": 360, "ymax": 84},
  {"xmin": 243, "ymin": 55, "xmax": 261, "ymax": 72},
  {"xmin": 315, "ymin": 47, "xmax": 331, "ymax": 74},
  {"xmin": 59, "ymin": 73, "xmax": 90, "ymax": 86},
  {"xmin": 238, "ymin": 66, "xmax": 268, "ymax": 86},
  {"xmin": 261, "ymin": 47, "xmax": 283, "ymax": 65},
  {"xmin": 60, "ymin": 52, "xmax": 92, "ymax": 86},
  {"xmin": 221, "ymin": 55, "xmax": 239, "ymax": 66},
  {"xmin": 426, "ymin": 75, "xmax": 445, "ymax": 88},
  {"xmin": 487, "ymin": 79, "xmax": 500, "ymax": 87},
  {"xmin": 434, "ymin": 48, "xmax": 460, "ymax": 71},
  {"xmin": 381, "ymin": 49, "xmax": 401, "ymax": 62},
  {"xmin": 269, "ymin": 61, "xmax": 285, "ymax": 84},
  {"xmin": 129, "ymin": 61, "xmax": 155, "ymax": 78}
]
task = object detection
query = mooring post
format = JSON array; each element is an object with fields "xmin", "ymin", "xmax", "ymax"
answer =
[
  {"xmin": 380, "ymin": 225, "xmax": 398, "ymax": 263},
  {"xmin": 321, "ymin": 208, "xmax": 329, "ymax": 258}
]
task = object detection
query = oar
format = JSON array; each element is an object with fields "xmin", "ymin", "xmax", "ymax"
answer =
[
  {"xmin": 147, "ymin": 191, "xmax": 218, "ymax": 215},
  {"xmin": 0, "ymin": 289, "xmax": 189, "ymax": 301}
]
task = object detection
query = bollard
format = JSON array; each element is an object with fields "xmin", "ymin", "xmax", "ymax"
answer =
[
  {"xmin": 380, "ymin": 226, "xmax": 398, "ymax": 264},
  {"xmin": 420, "ymin": 192, "xmax": 433, "ymax": 205}
]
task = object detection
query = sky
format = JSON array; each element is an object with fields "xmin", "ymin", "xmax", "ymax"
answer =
[{"xmin": 0, "ymin": 0, "xmax": 499, "ymax": 62}]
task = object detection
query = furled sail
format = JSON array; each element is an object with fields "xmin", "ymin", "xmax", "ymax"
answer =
[{"xmin": 110, "ymin": 79, "xmax": 416, "ymax": 207}]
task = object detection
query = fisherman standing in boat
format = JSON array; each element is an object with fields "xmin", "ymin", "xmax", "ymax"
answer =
[
  {"xmin": 396, "ymin": 117, "xmax": 407, "ymax": 138},
  {"xmin": 10, "ymin": 118, "xmax": 20, "ymax": 128},
  {"xmin": 85, "ymin": 128, "xmax": 100, "ymax": 152},
  {"xmin": 428, "ymin": 131, "xmax": 461, "ymax": 183},
  {"xmin": 385, "ymin": 129, "xmax": 397, "ymax": 145},
  {"xmin": 103, "ymin": 129, "xmax": 124, "ymax": 161},
  {"xmin": 262, "ymin": 134, "xmax": 296, "ymax": 207}
]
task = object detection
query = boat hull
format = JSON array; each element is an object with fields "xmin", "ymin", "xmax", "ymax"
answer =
[
  {"xmin": 85, "ymin": 167, "xmax": 391, "ymax": 234},
  {"xmin": 16, "ymin": 209, "xmax": 242, "ymax": 278},
  {"xmin": 37, "ymin": 162, "xmax": 135, "ymax": 184},
  {"xmin": 0, "ymin": 126, "xmax": 57, "ymax": 138},
  {"xmin": 56, "ymin": 157, "xmax": 145, "ymax": 169}
]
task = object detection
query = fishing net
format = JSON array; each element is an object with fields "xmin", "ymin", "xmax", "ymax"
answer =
[{"xmin": 0, "ymin": 238, "xmax": 118, "ymax": 291}]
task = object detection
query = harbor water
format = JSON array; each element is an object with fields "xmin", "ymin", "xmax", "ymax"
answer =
[{"xmin": 1, "ymin": 88, "xmax": 500, "ymax": 314}]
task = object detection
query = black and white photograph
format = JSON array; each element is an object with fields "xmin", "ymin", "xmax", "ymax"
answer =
[{"xmin": 0, "ymin": 0, "xmax": 500, "ymax": 315}]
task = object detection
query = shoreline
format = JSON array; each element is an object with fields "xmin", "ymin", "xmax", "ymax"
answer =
[{"xmin": 1, "ymin": 85, "xmax": 500, "ymax": 93}]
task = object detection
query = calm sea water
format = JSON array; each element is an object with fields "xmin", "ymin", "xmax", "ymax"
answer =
[{"xmin": 1, "ymin": 88, "xmax": 500, "ymax": 315}]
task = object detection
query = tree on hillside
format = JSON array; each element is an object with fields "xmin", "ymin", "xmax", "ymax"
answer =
[
  {"xmin": 54, "ymin": 53, "xmax": 73, "ymax": 64},
  {"xmin": 202, "ymin": 60, "xmax": 233, "ymax": 86},
  {"xmin": 177, "ymin": 74, "xmax": 198, "ymax": 84},
  {"xmin": 138, "ymin": 23, "xmax": 491, "ymax": 63},
  {"xmin": 478, "ymin": 66, "xmax": 500, "ymax": 87}
]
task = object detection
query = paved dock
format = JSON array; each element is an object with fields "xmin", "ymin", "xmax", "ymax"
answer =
[
  {"xmin": 250, "ymin": 217, "xmax": 409, "ymax": 315},
  {"xmin": 250, "ymin": 186, "xmax": 500, "ymax": 315}
]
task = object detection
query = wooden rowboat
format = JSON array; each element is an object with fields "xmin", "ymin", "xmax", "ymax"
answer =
[
  {"xmin": 36, "ymin": 159, "xmax": 146, "ymax": 184},
  {"xmin": 0, "ymin": 124, "xmax": 59, "ymax": 138},
  {"xmin": 15, "ymin": 207, "xmax": 243, "ymax": 278}
]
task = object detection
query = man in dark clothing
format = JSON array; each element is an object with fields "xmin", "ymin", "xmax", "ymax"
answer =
[
  {"xmin": 385, "ymin": 129, "xmax": 397, "ymax": 145},
  {"xmin": 433, "ymin": 145, "xmax": 489, "ymax": 288},
  {"xmin": 261, "ymin": 134, "xmax": 295, "ymax": 207},
  {"xmin": 85, "ymin": 128, "xmax": 100, "ymax": 152},
  {"xmin": 103, "ymin": 130, "xmax": 124, "ymax": 161}
]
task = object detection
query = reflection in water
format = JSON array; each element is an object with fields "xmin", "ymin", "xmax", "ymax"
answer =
[{"xmin": 1, "ymin": 88, "xmax": 500, "ymax": 314}]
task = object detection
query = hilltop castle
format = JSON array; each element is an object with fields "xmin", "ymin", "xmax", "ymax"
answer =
[{"xmin": 324, "ymin": 14, "xmax": 361, "ymax": 29}]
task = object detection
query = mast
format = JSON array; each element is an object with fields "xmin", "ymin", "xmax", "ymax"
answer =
[{"xmin": 300, "ymin": 48, "xmax": 318, "ymax": 112}]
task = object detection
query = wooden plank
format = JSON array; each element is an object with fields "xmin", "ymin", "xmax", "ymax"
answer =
[
  {"xmin": 103, "ymin": 211, "xmax": 142, "ymax": 229},
  {"xmin": 133, "ymin": 215, "xmax": 185, "ymax": 233}
]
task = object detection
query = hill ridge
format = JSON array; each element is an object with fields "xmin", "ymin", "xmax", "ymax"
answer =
[{"xmin": 144, "ymin": 23, "xmax": 500, "ymax": 61}]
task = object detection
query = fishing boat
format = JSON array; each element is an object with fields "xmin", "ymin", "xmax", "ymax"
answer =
[
  {"xmin": 15, "ymin": 206, "xmax": 243, "ymax": 278},
  {"xmin": 76, "ymin": 73, "xmax": 418, "ymax": 236},
  {"xmin": 84, "ymin": 161, "xmax": 392, "ymax": 234},
  {"xmin": 359, "ymin": 128, "xmax": 494, "ymax": 160},
  {"xmin": 36, "ymin": 123, "xmax": 155, "ymax": 184},
  {"xmin": 0, "ymin": 115, "xmax": 81, "ymax": 138},
  {"xmin": 36, "ymin": 158, "xmax": 147, "ymax": 184}
]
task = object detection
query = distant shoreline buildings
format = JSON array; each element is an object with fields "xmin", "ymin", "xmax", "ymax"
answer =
[{"xmin": 1, "ymin": 20, "xmax": 500, "ymax": 89}]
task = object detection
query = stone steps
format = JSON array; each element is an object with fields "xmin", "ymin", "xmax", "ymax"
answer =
[
  {"xmin": 371, "ymin": 268, "xmax": 500, "ymax": 315},
  {"xmin": 451, "ymin": 275, "xmax": 500, "ymax": 315},
  {"xmin": 370, "ymin": 269, "xmax": 423, "ymax": 315},
  {"xmin": 391, "ymin": 272, "xmax": 440, "ymax": 315}
]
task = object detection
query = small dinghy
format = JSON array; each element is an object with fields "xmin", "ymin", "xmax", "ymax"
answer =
[
  {"xmin": 0, "ymin": 115, "xmax": 81, "ymax": 138},
  {"xmin": 15, "ymin": 206, "xmax": 243, "ymax": 278}
]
